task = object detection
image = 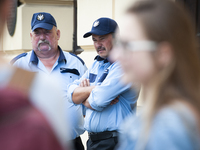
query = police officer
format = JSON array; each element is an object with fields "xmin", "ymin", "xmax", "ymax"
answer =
[
  {"xmin": 11, "ymin": 12, "xmax": 87, "ymax": 150},
  {"xmin": 67, "ymin": 17, "xmax": 138, "ymax": 150}
]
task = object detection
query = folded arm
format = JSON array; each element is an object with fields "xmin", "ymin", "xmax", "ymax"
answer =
[
  {"xmin": 88, "ymin": 63, "xmax": 131, "ymax": 111},
  {"xmin": 72, "ymin": 85, "xmax": 95, "ymax": 104},
  {"xmin": 82, "ymin": 96, "xmax": 119, "ymax": 110}
]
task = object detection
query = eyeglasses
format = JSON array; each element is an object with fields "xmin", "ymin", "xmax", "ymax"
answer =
[{"xmin": 113, "ymin": 39, "xmax": 157, "ymax": 52}]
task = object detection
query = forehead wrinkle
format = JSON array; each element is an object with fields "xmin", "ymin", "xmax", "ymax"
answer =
[
  {"xmin": 99, "ymin": 35, "xmax": 106, "ymax": 38},
  {"xmin": 33, "ymin": 28, "xmax": 51, "ymax": 33},
  {"xmin": 92, "ymin": 34, "xmax": 107, "ymax": 40}
]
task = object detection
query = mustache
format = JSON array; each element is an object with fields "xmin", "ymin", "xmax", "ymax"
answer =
[
  {"xmin": 97, "ymin": 46, "xmax": 106, "ymax": 51},
  {"xmin": 37, "ymin": 40, "xmax": 50, "ymax": 47}
]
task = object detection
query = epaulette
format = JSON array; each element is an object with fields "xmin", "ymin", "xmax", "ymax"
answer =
[
  {"xmin": 10, "ymin": 53, "xmax": 27, "ymax": 65},
  {"xmin": 69, "ymin": 52, "xmax": 85, "ymax": 65}
]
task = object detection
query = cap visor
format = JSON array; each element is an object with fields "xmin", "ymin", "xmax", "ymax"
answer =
[
  {"xmin": 32, "ymin": 23, "xmax": 53, "ymax": 31},
  {"xmin": 83, "ymin": 30, "xmax": 111, "ymax": 38},
  {"xmin": 83, "ymin": 32, "xmax": 92, "ymax": 38}
]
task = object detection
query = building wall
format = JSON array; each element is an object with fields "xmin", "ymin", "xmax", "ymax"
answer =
[
  {"xmin": 2, "ymin": 0, "xmax": 74, "ymax": 60},
  {"xmin": 2, "ymin": 0, "xmax": 142, "ymax": 105},
  {"xmin": 2, "ymin": 0, "xmax": 136, "ymax": 65}
]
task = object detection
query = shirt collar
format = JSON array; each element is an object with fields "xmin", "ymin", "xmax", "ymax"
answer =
[
  {"xmin": 94, "ymin": 55, "xmax": 111, "ymax": 63},
  {"xmin": 30, "ymin": 50, "xmax": 38, "ymax": 64},
  {"xmin": 58, "ymin": 46, "xmax": 67, "ymax": 64},
  {"xmin": 30, "ymin": 46, "xmax": 67, "ymax": 64}
]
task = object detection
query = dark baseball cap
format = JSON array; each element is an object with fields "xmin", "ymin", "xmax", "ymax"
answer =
[
  {"xmin": 83, "ymin": 17, "xmax": 118, "ymax": 38},
  {"xmin": 31, "ymin": 12, "xmax": 57, "ymax": 31}
]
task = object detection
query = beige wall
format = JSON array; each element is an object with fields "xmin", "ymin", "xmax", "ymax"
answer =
[{"xmin": 77, "ymin": 0, "xmax": 113, "ymax": 46}]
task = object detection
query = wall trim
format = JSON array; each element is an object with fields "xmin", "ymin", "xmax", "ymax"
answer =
[
  {"xmin": 20, "ymin": 0, "xmax": 73, "ymax": 5},
  {"xmin": 80, "ymin": 45, "xmax": 95, "ymax": 51},
  {"xmin": 2, "ymin": 49, "xmax": 31, "ymax": 55},
  {"xmin": 2, "ymin": 49, "xmax": 72, "ymax": 55}
]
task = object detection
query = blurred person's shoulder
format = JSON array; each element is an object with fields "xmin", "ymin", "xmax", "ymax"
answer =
[
  {"xmin": 154, "ymin": 101, "xmax": 198, "ymax": 128},
  {"xmin": 29, "ymin": 71, "xmax": 69, "ymax": 146},
  {"xmin": 0, "ymin": 65, "xmax": 69, "ymax": 147},
  {"xmin": 149, "ymin": 102, "xmax": 200, "ymax": 149}
]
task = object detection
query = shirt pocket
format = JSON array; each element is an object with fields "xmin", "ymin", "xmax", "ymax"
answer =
[
  {"xmin": 89, "ymin": 73, "xmax": 97, "ymax": 83},
  {"xmin": 60, "ymin": 68, "xmax": 80, "ymax": 83}
]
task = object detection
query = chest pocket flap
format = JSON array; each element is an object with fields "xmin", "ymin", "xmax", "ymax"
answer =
[{"xmin": 60, "ymin": 68, "xmax": 80, "ymax": 76}]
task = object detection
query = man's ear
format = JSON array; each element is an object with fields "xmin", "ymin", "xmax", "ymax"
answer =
[
  {"xmin": 57, "ymin": 29, "xmax": 60, "ymax": 40},
  {"xmin": 155, "ymin": 42, "xmax": 174, "ymax": 69},
  {"xmin": 30, "ymin": 32, "xmax": 33, "ymax": 43}
]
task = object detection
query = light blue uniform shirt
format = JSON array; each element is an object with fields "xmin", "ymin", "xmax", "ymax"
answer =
[
  {"xmin": 12, "ymin": 46, "xmax": 87, "ymax": 140},
  {"xmin": 117, "ymin": 106, "xmax": 200, "ymax": 150},
  {"xmin": 67, "ymin": 56, "xmax": 137, "ymax": 133}
]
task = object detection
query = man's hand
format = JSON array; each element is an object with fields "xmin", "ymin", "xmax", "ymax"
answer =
[
  {"xmin": 79, "ymin": 78, "xmax": 90, "ymax": 87},
  {"xmin": 110, "ymin": 96, "xmax": 119, "ymax": 105},
  {"xmin": 78, "ymin": 79, "xmax": 119, "ymax": 108},
  {"xmin": 72, "ymin": 79, "xmax": 95, "ymax": 104}
]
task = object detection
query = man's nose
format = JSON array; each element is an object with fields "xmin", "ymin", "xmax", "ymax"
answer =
[
  {"xmin": 96, "ymin": 41, "xmax": 102, "ymax": 47},
  {"xmin": 39, "ymin": 33, "xmax": 46, "ymax": 40}
]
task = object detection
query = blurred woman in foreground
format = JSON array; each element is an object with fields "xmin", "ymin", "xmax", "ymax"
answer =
[{"xmin": 112, "ymin": 0, "xmax": 200, "ymax": 149}]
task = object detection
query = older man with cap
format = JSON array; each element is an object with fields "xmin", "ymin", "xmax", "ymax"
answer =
[
  {"xmin": 67, "ymin": 17, "xmax": 138, "ymax": 150},
  {"xmin": 11, "ymin": 12, "xmax": 87, "ymax": 150}
]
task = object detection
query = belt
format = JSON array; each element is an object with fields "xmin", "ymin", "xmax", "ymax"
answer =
[{"xmin": 88, "ymin": 131, "xmax": 118, "ymax": 142}]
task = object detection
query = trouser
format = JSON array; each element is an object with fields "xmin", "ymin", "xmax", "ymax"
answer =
[
  {"xmin": 87, "ymin": 131, "xmax": 118, "ymax": 150},
  {"xmin": 71, "ymin": 136, "xmax": 84, "ymax": 150}
]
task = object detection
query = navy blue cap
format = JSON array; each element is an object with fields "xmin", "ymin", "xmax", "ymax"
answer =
[
  {"xmin": 83, "ymin": 17, "xmax": 118, "ymax": 38},
  {"xmin": 31, "ymin": 12, "xmax": 57, "ymax": 31}
]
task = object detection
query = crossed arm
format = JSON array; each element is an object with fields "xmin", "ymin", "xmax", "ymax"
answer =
[
  {"xmin": 72, "ymin": 79, "xmax": 95, "ymax": 109},
  {"xmin": 72, "ymin": 79, "xmax": 118, "ymax": 110}
]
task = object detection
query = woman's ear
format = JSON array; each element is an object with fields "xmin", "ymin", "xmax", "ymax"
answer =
[{"xmin": 155, "ymin": 42, "xmax": 174, "ymax": 69}]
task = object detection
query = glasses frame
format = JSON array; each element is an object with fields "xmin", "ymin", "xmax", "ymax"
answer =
[{"xmin": 114, "ymin": 39, "xmax": 158, "ymax": 52}]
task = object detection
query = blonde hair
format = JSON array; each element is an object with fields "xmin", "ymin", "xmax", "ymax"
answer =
[{"xmin": 127, "ymin": 0, "xmax": 200, "ymax": 149}]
